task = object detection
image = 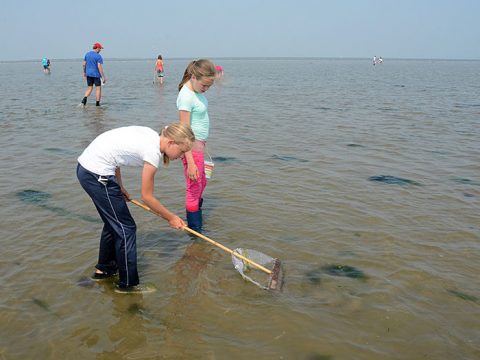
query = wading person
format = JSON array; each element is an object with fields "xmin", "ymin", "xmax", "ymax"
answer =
[
  {"xmin": 81, "ymin": 42, "xmax": 106, "ymax": 107},
  {"xmin": 154, "ymin": 55, "xmax": 165, "ymax": 84},
  {"xmin": 77, "ymin": 123, "xmax": 195, "ymax": 293},
  {"xmin": 177, "ymin": 59, "xmax": 216, "ymax": 232}
]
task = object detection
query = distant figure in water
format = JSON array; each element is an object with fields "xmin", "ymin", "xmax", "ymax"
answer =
[
  {"xmin": 154, "ymin": 55, "xmax": 164, "ymax": 84},
  {"xmin": 373, "ymin": 56, "xmax": 383, "ymax": 66},
  {"xmin": 42, "ymin": 57, "xmax": 51, "ymax": 74},
  {"xmin": 215, "ymin": 64, "xmax": 224, "ymax": 79},
  {"xmin": 81, "ymin": 42, "xmax": 106, "ymax": 107}
]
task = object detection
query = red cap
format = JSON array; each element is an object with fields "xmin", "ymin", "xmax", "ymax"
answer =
[{"xmin": 93, "ymin": 43, "xmax": 104, "ymax": 49}]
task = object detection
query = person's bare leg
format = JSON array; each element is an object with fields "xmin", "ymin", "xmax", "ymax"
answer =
[
  {"xmin": 84, "ymin": 86, "xmax": 93, "ymax": 98},
  {"xmin": 95, "ymin": 86, "xmax": 102, "ymax": 106},
  {"xmin": 81, "ymin": 86, "xmax": 93, "ymax": 105}
]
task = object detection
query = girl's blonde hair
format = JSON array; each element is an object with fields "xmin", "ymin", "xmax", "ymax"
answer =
[
  {"xmin": 178, "ymin": 59, "xmax": 216, "ymax": 92},
  {"xmin": 160, "ymin": 123, "xmax": 195, "ymax": 166}
]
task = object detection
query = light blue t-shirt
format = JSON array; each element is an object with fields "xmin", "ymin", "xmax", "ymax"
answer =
[
  {"xmin": 176, "ymin": 85, "xmax": 209, "ymax": 141},
  {"xmin": 84, "ymin": 51, "xmax": 103, "ymax": 78},
  {"xmin": 42, "ymin": 58, "xmax": 48, "ymax": 66}
]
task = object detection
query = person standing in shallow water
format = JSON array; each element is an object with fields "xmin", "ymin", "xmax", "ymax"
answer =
[
  {"xmin": 81, "ymin": 43, "xmax": 106, "ymax": 107},
  {"xmin": 177, "ymin": 59, "xmax": 216, "ymax": 232},
  {"xmin": 77, "ymin": 123, "xmax": 195, "ymax": 293},
  {"xmin": 154, "ymin": 55, "xmax": 164, "ymax": 84},
  {"xmin": 42, "ymin": 57, "xmax": 51, "ymax": 74}
]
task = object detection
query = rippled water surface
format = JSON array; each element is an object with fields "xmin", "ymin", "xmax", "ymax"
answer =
[{"xmin": 1, "ymin": 58, "xmax": 479, "ymax": 359}]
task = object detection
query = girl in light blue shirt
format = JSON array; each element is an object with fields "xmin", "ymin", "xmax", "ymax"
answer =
[{"xmin": 177, "ymin": 59, "xmax": 216, "ymax": 232}]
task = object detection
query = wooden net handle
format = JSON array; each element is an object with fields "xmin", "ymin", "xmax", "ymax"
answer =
[{"xmin": 129, "ymin": 199, "xmax": 272, "ymax": 274}]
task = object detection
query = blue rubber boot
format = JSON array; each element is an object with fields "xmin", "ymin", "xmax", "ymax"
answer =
[{"xmin": 186, "ymin": 210, "xmax": 203, "ymax": 233}]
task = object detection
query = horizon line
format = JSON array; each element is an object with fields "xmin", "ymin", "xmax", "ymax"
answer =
[{"xmin": 1, "ymin": 56, "xmax": 480, "ymax": 63}]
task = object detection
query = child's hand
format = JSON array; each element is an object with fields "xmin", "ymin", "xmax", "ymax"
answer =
[
  {"xmin": 187, "ymin": 163, "xmax": 199, "ymax": 181},
  {"xmin": 168, "ymin": 215, "xmax": 186, "ymax": 229}
]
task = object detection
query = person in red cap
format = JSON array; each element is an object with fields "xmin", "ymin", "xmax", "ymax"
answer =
[{"xmin": 81, "ymin": 43, "xmax": 106, "ymax": 107}]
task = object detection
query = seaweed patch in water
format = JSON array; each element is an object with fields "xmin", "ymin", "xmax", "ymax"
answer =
[
  {"xmin": 32, "ymin": 297, "xmax": 50, "ymax": 311},
  {"xmin": 17, "ymin": 190, "xmax": 51, "ymax": 204},
  {"xmin": 452, "ymin": 177, "xmax": 480, "ymax": 186},
  {"xmin": 305, "ymin": 268, "xmax": 322, "ymax": 284},
  {"xmin": 321, "ymin": 264, "xmax": 367, "ymax": 280},
  {"xmin": 368, "ymin": 175, "xmax": 421, "ymax": 186},
  {"xmin": 16, "ymin": 189, "xmax": 100, "ymax": 224},
  {"xmin": 212, "ymin": 156, "xmax": 237, "ymax": 163},
  {"xmin": 447, "ymin": 289, "xmax": 478, "ymax": 303},
  {"xmin": 44, "ymin": 147, "xmax": 77, "ymax": 156},
  {"xmin": 272, "ymin": 155, "xmax": 308, "ymax": 163}
]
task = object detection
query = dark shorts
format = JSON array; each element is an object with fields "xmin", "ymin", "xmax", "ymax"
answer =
[
  {"xmin": 43, "ymin": 65, "xmax": 49, "ymax": 69},
  {"xmin": 87, "ymin": 76, "xmax": 102, "ymax": 87}
]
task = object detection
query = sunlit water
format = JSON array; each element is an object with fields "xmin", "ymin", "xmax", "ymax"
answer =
[{"xmin": 0, "ymin": 58, "xmax": 479, "ymax": 359}]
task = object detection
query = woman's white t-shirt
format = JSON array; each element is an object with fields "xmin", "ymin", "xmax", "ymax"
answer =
[{"xmin": 78, "ymin": 126, "xmax": 161, "ymax": 175}]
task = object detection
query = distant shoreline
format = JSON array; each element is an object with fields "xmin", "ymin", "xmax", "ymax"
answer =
[{"xmin": 1, "ymin": 57, "xmax": 480, "ymax": 63}]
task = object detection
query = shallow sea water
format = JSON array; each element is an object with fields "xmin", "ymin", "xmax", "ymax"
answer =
[{"xmin": 0, "ymin": 58, "xmax": 479, "ymax": 359}]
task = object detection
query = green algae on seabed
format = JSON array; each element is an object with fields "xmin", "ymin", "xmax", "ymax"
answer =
[
  {"xmin": 305, "ymin": 264, "xmax": 368, "ymax": 284},
  {"xmin": 452, "ymin": 177, "xmax": 480, "ymax": 186},
  {"xmin": 212, "ymin": 156, "xmax": 237, "ymax": 163},
  {"xmin": 368, "ymin": 175, "xmax": 422, "ymax": 186},
  {"xmin": 347, "ymin": 143, "xmax": 365, "ymax": 148},
  {"xmin": 16, "ymin": 189, "xmax": 100, "ymax": 223},
  {"xmin": 272, "ymin": 154, "xmax": 309, "ymax": 163},
  {"xmin": 32, "ymin": 297, "xmax": 50, "ymax": 311},
  {"xmin": 447, "ymin": 289, "xmax": 479, "ymax": 303},
  {"xmin": 16, "ymin": 190, "xmax": 51, "ymax": 204},
  {"xmin": 322, "ymin": 264, "xmax": 367, "ymax": 280},
  {"xmin": 305, "ymin": 268, "xmax": 323, "ymax": 284}
]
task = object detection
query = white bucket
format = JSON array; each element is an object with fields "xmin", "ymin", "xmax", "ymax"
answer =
[{"xmin": 204, "ymin": 160, "xmax": 214, "ymax": 179}]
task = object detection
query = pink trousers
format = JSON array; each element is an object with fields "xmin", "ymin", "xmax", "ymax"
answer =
[{"xmin": 182, "ymin": 147, "xmax": 207, "ymax": 212}]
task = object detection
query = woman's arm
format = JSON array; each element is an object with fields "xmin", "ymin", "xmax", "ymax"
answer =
[
  {"xmin": 140, "ymin": 162, "xmax": 185, "ymax": 229},
  {"xmin": 115, "ymin": 167, "xmax": 130, "ymax": 201},
  {"xmin": 179, "ymin": 110, "xmax": 199, "ymax": 180}
]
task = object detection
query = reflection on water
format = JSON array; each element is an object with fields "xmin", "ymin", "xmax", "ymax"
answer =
[{"xmin": 0, "ymin": 59, "xmax": 479, "ymax": 359}]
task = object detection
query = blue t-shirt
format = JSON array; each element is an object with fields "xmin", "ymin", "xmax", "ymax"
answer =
[
  {"xmin": 42, "ymin": 58, "xmax": 48, "ymax": 66},
  {"xmin": 84, "ymin": 51, "xmax": 103, "ymax": 78},
  {"xmin": 176, "ymin": 85, "xmax": 209, "ymax": 141}
]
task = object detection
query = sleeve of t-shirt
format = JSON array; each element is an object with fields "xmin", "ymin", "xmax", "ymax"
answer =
[
  {"xmin": 98, "ymin": 55, "xmax": 103, "ymax": 64},
  {"xmin": 143, "ymin": 152, "xmax": 160, "ymax": 169},
  {"xmin": 176, "ymin": 89, "xmax": 194, "ymax": 112}
]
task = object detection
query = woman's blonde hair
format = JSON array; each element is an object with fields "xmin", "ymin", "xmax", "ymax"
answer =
[
  {"xmin": 160, "ymin": 123, "xmax": 195, "ymax": 166},
  {"xmin": 178, "ymin": 59, "xmax": 216, "ymax": 92}
]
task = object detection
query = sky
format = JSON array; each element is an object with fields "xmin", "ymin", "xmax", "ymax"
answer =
[{"xmin": 1, "ymin": 0, "xmax": 479, "ymax": 61}]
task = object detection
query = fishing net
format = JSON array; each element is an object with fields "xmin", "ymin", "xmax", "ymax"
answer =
[{"xmin": 232, "ymin": 248, "xmax": 283, "ymax": 290}]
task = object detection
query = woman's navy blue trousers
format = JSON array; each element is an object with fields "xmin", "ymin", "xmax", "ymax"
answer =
[{"xmin": 77, "ymin": 163, "xmax": 139, "ymax": 287}]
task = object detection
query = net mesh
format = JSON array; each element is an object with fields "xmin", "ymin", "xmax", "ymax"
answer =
[{"xmin": 231, "ymin": 248, "xmax": 282, "ymax": 290}]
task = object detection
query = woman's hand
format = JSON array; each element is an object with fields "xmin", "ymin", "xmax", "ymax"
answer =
[
  {"xmin": 120, "ymin": 187, "xmax": 131, "ymax": 201},
  {"xmin": 168, "ymin": 215, "xmax": 186, "ymax": 229},
  {"xmin": 187, "ymin": 162, "xmax": 199, "ymax": 181}
]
